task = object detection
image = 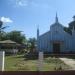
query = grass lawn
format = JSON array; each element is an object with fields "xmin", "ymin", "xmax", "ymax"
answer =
[{"xmin": 5, "ymin": 54, "xmax": 71, "ymax": 71}]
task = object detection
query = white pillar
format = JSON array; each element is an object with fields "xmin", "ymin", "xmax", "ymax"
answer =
[
  {"xmin": 37, "ymin": 51, "xmax": 43, "ymax": 71},
  {"xmin": 0, "ymin": 51, "xmax": 5, "ymax": 71}
]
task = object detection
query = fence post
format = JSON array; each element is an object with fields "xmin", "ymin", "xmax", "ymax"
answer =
[
  {"xmin": 37, "ymin": 51, "xmax": 43, "ymax": 71},
  {"xmin": 0, "ymin": 51, "xmax": 5, "ymax": 71}
]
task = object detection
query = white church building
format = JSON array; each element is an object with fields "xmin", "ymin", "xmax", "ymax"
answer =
[{"xmin": 37, "ymin": 14, "xmax": 75, "ymax": 54}]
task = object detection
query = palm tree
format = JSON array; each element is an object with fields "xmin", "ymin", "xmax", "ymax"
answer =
[
  {"xmin": 0, "ymin": 20, "xmax": 8, "ymax": 40},
  {"xmin": 28, "ymin": 38, "xmax": 37, "ymax": 53}
]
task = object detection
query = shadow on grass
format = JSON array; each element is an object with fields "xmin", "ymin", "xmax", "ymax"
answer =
[
  {"xmin": 6, "ymin": 53, "xmax": 75, "ymax": 60},
  {"xmin": 24, "ymin": 54, "xmax": 38, "ymax": 60},
  {"xmin": 65, "ymin": 56, "xmax": 75, "ymax": 59},
  {"xmin": 23, "ymin": 53, "xmax": 62, "ymax": 60}
]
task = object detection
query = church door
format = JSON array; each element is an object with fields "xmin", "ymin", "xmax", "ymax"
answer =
[{"xmin": 53, "ymin": 43, "xmax": 60, "ymax": 54}]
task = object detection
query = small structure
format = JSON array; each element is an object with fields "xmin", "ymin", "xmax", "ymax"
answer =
[{"xmin": 0, "ymin": 40, "xmax": 20, "ymax": 54}]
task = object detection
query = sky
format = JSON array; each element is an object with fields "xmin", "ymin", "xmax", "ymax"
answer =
[{"xmin": 0, "ymin": 0, "xmax": 75, "ymax": 39}]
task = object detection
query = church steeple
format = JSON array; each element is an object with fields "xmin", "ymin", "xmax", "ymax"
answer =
[
  {"xmin": 55, "ymin": 12, "xmax": 58, "ymax": 23},
  {"xmin": 37, "ymin": 25, "xmax": 40, "ymax": 51}
]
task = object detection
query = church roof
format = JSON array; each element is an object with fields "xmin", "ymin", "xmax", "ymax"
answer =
[
  {"xmin": 39, "ymin": 31, "xmax": 50, "ymax": 38},
  {"xmin": 50, "ymin": 13, "xmax": 63, "ymax": 28}
]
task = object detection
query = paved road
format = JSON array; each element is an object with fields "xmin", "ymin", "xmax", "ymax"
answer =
[{"xmin": 59, "ymin": 58, "xmax": 75, "ymax": 70}]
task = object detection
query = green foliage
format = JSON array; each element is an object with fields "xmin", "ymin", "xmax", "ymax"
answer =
[
  {"xmin": 0, "ymin": 20, "xmax": 8, "ymax": 40},
  {"xmin": 0, "ymin": 32, "xmax": 7, "ymax": 40},
  {"xmin": 44, "ymin": 57, "xmax": 63, "ymax": 64},
  {"xmin": 5, "ymin": 55, "xmax": 37, "ymax": 71},
  {"xmin": 5, "ymin": 55, "xmax": 70, "ymax": 71},
  {"xmin": 44, "ymin": 57, "xmax": 70, "ymax": 71},
  {"xmin": 54, "ymin": 65, "xmax": 63, "ymax": 71},
  {"xmin": 64, "ymin": 27, "xmax": 72, "ymax": 35},
  {"xmin": 27, "ymin": 38, "xmax": 37, "ymax": 52},
  {"xmin": 0, "ymin": 20, "xmax": 27, "ymax": 44},
  {"xmin": 69, "ymin": 21, "xmax": 75, "ymax": 30},
  {"xmin": 5, "ymin": 30, "xmax": 27, "ymax": 44},
  {"xmin": 64, "ymin": 20, "xmax": 75, "ymax": 34}
]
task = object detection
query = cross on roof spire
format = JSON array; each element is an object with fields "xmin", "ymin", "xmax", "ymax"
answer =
[{"xmin": 55, "ymin": 12, "xmax": 58, "ymax": 23}]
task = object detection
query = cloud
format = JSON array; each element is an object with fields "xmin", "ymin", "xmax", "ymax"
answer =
[
  {"xmin": 9, "ymin": 0, "xmax": 29, "ymax": 7},
  {"xmin": 8, "ymin": 0, "xmax": 50, "ymax": 8},
  {"xmin": 16, "ymin": 0, "xmax": 28, "ymax": 7},
  {"xmin": 1, "ymin": 17, "xmax": 13, "ymax": 23}
]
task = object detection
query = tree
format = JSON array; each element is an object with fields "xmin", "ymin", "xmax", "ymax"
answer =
[
  {"xmin": 64, "ymin": 16, "xmax": 75, "ymax": 34},
  {"xmin": 0, "ymin": 20, "xmax": 8, "ymax": 40},
  {"xmin": 69, "ymin": 16, "xmax": 75, "ymax": 30},
  {"xmin": 27, "ymin": 38, "xmax": 37, "ymax": 53},
  {"xmin": 0, "ymin": 32, "xmax": 7, "ymax": 40},
  {"xmin": 6, "ymin": 30, "xmax": 27, "ymax": 44},
  {"xmin": 64, "ymin": 27, "xmax": 72, "ymax": 35}
]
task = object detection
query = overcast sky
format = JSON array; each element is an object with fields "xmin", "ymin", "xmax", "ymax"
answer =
[{"xmin": 0, "ymin": 0, "xmax": 75, "ymax": 38}]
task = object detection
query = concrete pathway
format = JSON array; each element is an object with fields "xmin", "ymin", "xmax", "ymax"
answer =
[{"xmin": 59, "ymin": 58, "xmax": 75, "ymax": 70}]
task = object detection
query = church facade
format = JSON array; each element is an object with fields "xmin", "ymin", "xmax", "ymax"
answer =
[{"xmin": 37, "ymin": 14, "xmax": 75, "ymax": 53}]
